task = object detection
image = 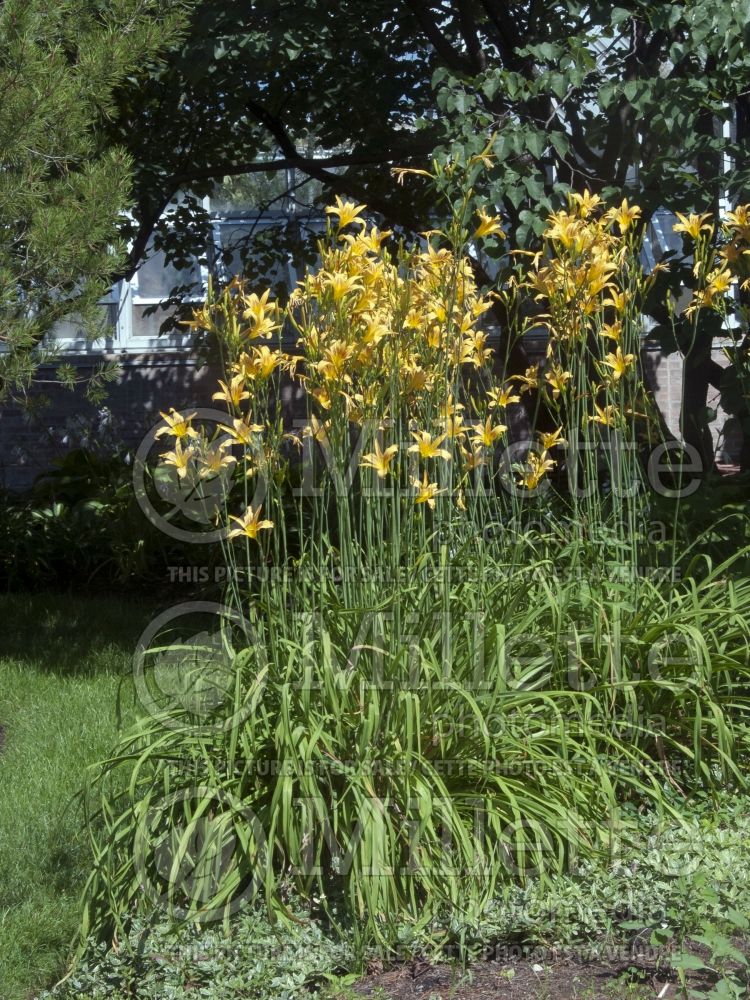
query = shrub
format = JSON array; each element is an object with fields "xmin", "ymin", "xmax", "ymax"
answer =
[{"xmin": 0, "ymin": 448, "xmax": 225, "ymax": 592}]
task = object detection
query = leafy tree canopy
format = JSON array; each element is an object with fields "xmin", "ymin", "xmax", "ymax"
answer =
[{"xmin": 115, "ymin": 0, "xmax": 750, "ymax": 262}]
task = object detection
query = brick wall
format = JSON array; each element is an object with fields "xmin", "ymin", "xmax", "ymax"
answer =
[{"xmin": 0, "ymin": 354, "xmax": 218, "ymax": 492}]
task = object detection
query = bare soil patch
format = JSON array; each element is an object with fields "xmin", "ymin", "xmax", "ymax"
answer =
[{"xmin": 336, "ymin": 953, "xmax": 721, "ymax": 999}]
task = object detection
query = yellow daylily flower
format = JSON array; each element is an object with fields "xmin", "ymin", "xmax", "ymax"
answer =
[
  {"xmin": 460, "ymin": 446, "xmax": 487, "ymax": 470},
  {"xmin": 241, "ymin": 288, "xmax": 271, "ymax": 321},
  {"xmin": 403, "ymin": 308, "xmax": 424, "ymax": 333},
  {"xmin": 160, "ymin": 439, "xmax": 196, "ymax": 479},
  {"xmin": 408, "ymin": 430, "xmax": 452, "ymax": 462},
  {"xmin": 443, "ymin": 412, "xmax": 468, "ymax": 440},
  {"xmin": 470, "ymin": 416, "xmax": 506, "ymax": 449},
  {"xmin": 673, "ymin": 212, "xmax": 713, "ymax": 240},
  {"xmin": 241, "ymin": 289, "xmax": 280, "ymax": 338},
  {"xmin": 609, "ymin": 198, "xmax": 641, "ymax": 232},
  {"xmin": 570, "ymin": 190, "xmax": 602, "ymax": 219},
  {"xmin": 707, "ymin": 267, "xmax": 733, "ymax": 295},
  {"xmin": 419, "ymin": 241, "xmax": 452, "ymax": 268},
  {"xmin": 511, "ymin": 365, "xmax": 540, "ymax": 394},
  {"xmin": 320, "ymin": 339, "xmax": 356, "ymax": 375},
  {"xmin": 473, "ymin": 208, "xmax": 506, "ymax": 240},
  {"xmin": 325, "ymin": 195, "xmax": 367, "ymax": 230},
  {"xmin": 440, "ymin": 394, "xmax": 465, "ymax": 418},
  {"xmin": 465, "ymin": 330, "xmax": 493, "ymax": 366},
  {"xmin": 544, "ymin": 211, "xmax": 584, "ymax": 250},
  {"xmin": 360, "ymin": 313, "xmax": 390, "ymax": 347},
  {"xmin": 222, "ymin": 417, "xmax": 264, "ymax": 446},
  {"xmin": 602, "ymin": 347, "xmax": 635, "ymax": 381},
  {"xmin": 322, "ymin": 271, "xmax": 364, "ymax": 303},
  {"xmin": 724, "ymin": 204, "xmax": 750, "ymax": 230},
  {"xmin": 402, "ymin": 365, "xmax": 432, "ymax": 394},
  {"xmin": 517, "ymin": 451, "xmax": 555, "ymax": 490},
  {"xmin": 599, "ymin": 320, "xmax": 622, "ymax": 342},
  {"xmin": 580, "ymin": 256, "xmax": 618, "ymax": 298},
  {"xmin": 604, "ymin": 289, "xmax": 629, "ymax": 313},
  {"xmin": 360, "ymin": 439, "xmax": 399, "ymax": 478},
  {"xmin": 538, "ymin": 427, "xmax": 566, "ymax": 451},
  {"xmin": 684, "ymin": 288, "xmax": 714, "ymax": 317},
  {"xmin": 342, "ymin": 227, "xmax": 392, "ymax": 255},
  {"xmin": 236, "ymin": 346, "xmax": 289, "ymax": 381},
  {"xmin": 720, "ymin": 241, "xmax": 744, "ymax": 265},
  {"xmin": 341, "ymin": 388, "xmax": 376, "ymax": 424},
  {"xmin": 199, "ymin": 442, "xmax": 237, "ymax": 479},
  {"xmin": 412, "ymin": 471, "xmax": 445, "ymax": 508},
  {"xmin": 471, "ymin": 297, "xmax": 493, "ymax": 319},
  {"xmin": 487, "ymin": 385, "xmax": 521, "ymax": 409},
  {"xmin": 303, "ymin": 415, "xmax": 331, "ymax": 446},
  {"xmin": 452, "ymin": 337, "xmax": 477, "ymax": 367},
  {"xmin": 228, "ymin": 505, "xmax": 274, "ymax": 541},
  {"xmin": 588, "ymin": 403, "xmax": 620, "ymax": 427},
  {"xmin": 310, "ymin": 386, "xmax": 333, "ymax": 410},
  {"xmin": 180, "ymin": 304, "xmax": 215, "ymax": 335},
  {"xmin": 155, "ymin": 408, "xmax": 199, "ymax": 440},
  {"xmin": 392, "ymin": 166, "xmax": 433, "ymax": 185},
  {"xmin": 213, "ymin": 375, "xmax": 250, "ymax": 408},
  {"xmin": 282, "ymin": 429, "xmax": 305, "ymax": 451},
  {"xmin": 543, "ymin": 366, "xmax": 572, "ymax": 399}
]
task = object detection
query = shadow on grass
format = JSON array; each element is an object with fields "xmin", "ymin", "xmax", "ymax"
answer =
[{"xmin": 0, "ymin": 591, "xmax": 162, "ymax": 675}]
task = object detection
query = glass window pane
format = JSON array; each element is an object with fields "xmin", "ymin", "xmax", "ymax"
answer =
[
  {"xmin": 134, "ymin": 246, "xmax": 201, "ymax": 301},
  {"xmin": 131, "ymin": 304, "xmax": 175, "ymax": 339},
  {"xmin": 217, "ymin": 221, "xmax": 292, "ymax": 290}
]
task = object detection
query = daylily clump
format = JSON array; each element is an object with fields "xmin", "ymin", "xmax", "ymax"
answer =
[{"xmin": 86, "ymin": 182, "xmax": 750, "ymax": 959}]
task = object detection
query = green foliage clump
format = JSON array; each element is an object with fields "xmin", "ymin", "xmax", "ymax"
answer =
[{"xmin": 0, "ymin": 446, "xmax": 224, "ymax": 591}]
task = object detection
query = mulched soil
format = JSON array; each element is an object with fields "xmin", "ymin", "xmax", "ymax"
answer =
[{"xmin": 337, "ymin": 954, "xmax": 718, "ymax": 999}]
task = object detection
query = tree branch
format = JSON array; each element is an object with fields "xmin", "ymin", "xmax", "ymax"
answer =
[
  {"xmin": 455, "ymin": 0, "xmax": 486, "ymax": 73},
  {"xmin": 404, "ymin": 0, "xmax": 471, "ymax": 73},
  {"xmin": 245, "ymin": 97, "xmax": 297, "ymax": 158},
  {"xmin": 174, "ymin": 147, "xmax": 433, "ymax": 186}
]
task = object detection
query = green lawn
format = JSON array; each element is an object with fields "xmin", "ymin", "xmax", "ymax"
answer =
[{"xmin": 0, "ymin": 594, "xmax": 150, "ymax": 1000}]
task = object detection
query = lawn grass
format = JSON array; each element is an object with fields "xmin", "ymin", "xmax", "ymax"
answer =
[{"xmin": 0, "ymin": 593, "xmax": 151, "ymax": 1000}]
